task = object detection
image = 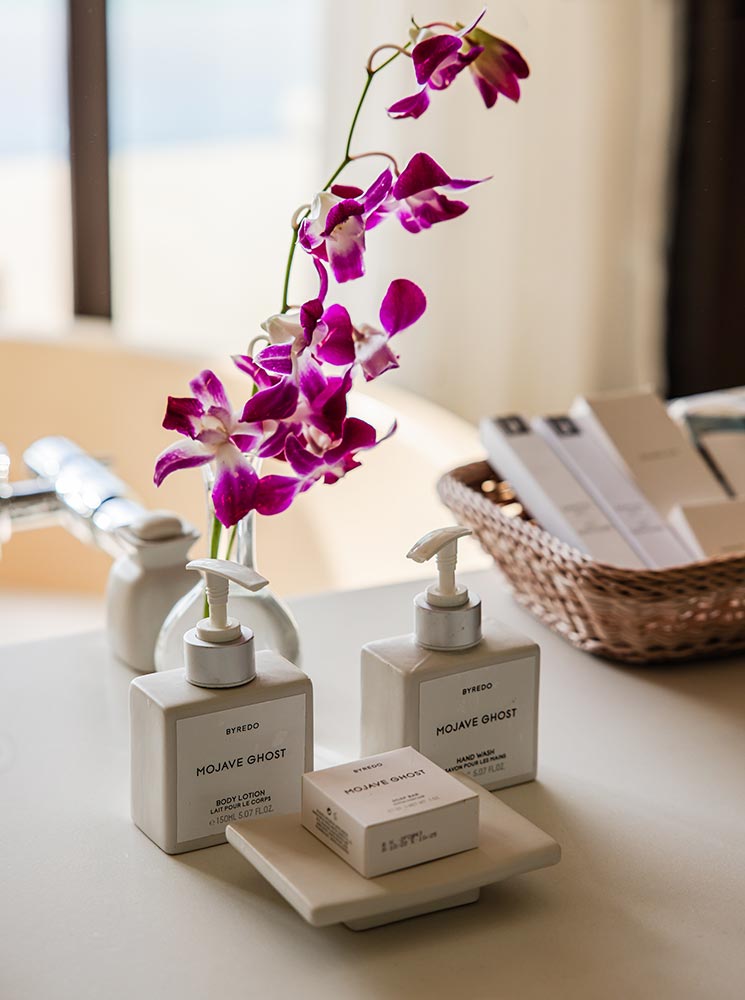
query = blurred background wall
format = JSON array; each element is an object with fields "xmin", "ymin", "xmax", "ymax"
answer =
[
  {"xmin": 322, "ymin": 0, "xmax": 682, "ymax": 423},
  {"xmin": 1, "ymin": 0, "xmax": 744, "ymax": 621}
]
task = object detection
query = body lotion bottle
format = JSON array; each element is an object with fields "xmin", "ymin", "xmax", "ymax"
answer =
[
  {"xmin": 130, "ymin": 558, "xmax": 313, "ymax": 854},
  {"xmin": 361, "ymin": 527, "xmax": 539, "ymax": 791}
]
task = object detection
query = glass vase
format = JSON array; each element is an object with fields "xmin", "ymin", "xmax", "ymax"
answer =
[{"xmin": 154, "ymin": 468, "xmax": 301, "ymax": 672}]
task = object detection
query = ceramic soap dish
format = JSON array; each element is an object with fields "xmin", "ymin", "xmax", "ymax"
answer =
[{"xmin": 226, "ymin": 774, "xmax": 560, "ymax": 930}]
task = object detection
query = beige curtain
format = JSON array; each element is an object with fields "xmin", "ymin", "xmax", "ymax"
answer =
[{"xmin": 321, "ymin": 0, "xmax": 683, "ymax": 423}]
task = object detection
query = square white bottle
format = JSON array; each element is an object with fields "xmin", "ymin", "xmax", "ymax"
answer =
[
  {"xmin": 130, "ymin": 558, "xmax": 313, "ymax": 854},
  {"xmin": 361, "ymin": 528, "xmax": 539, "ymax": 791}
]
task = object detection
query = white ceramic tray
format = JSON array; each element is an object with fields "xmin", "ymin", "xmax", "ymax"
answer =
[{"xmin": 226, "ymin": 775, "xmax": 560, "ymax": 930}]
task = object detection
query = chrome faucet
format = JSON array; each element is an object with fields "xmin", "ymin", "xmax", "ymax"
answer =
[
  {"xmin": 0, "ymin": 441, "xmax": 60, "ymax": 545},
  {"xmin": 1, "ymin": 435, "xmax": 200, "ymax": 672},
  {"xmin": 0, "ymin": 436, "xmax": 147, "ymax": 557}
]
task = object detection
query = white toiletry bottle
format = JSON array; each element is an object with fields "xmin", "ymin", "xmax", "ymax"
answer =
[
  {"xmin": 130, "ymin": 558, "xmax": 313, "ymax": 854},
  {"xmin": 107, "ymin": 511, "xmax": 199, "ymax": 673},
  {"xmin": 361, "ymin": 527, "xmax": 539, "ymax": 791}
]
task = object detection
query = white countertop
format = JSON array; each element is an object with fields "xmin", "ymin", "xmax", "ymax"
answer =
[{"xmin": 1, "ymin": 570, "xmax": 744, "ymax": 999}]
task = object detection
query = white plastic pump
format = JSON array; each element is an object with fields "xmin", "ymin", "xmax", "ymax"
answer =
[
  {"xmin": 183, "ymin": 558, "xmax": 269, "ymax": 688},
  {"xmin": 407, "ymin": 527, "xmax": 482, "ymax": 650}
]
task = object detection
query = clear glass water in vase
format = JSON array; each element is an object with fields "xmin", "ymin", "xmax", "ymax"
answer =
[{"xmin": 154, "ymin": 467, "xmax": 301, "ymax": 672}]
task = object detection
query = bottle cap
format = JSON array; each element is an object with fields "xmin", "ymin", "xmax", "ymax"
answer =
[
  {"xmin": 407, "ymin": 527, "xmax": 481, "ymax": 650},
  {"xmin": 183, "ymin": 558, "xmax": 269, "ymax": 688}
]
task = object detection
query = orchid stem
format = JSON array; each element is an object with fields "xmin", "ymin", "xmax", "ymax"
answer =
[
  {"xmin": 225, "ymin": 524, "xmax": 237, "ymax": 561},
  {"xmin": 204, "ymin": 513, "xmax": 223, "ymax": 617},
  {"xmin": 348, "ymin": 150, "xmax": 400, "ymax": 173},
  {"xmin": 278, "ymin": 39, "xmax": 410, "ymax": 314}
]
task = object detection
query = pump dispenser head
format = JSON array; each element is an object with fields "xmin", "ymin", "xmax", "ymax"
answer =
[
  {"xmin": 407, "ymin": 527, "xmax": 482, "ymax": 650},
  {"xmin": 183, "ymin": 558, "xmax": 269, "ymax": 688}
]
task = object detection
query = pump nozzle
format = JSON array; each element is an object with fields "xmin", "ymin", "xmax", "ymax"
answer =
[
  {"xmin": 408, "ymin": 527, "xmax": 481, "ymax": 650},
  {"xmin": 407, "ymin": 526, "xmax": 471, "ymax": 608},
  {"xmin": 186, "ymin": 558, "xmax": 268, "ymax": 644}
]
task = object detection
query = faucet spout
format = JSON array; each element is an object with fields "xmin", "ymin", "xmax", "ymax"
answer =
[{"xmin": 1, "ymin": 436, "xmax": 155, "ymax": 557}]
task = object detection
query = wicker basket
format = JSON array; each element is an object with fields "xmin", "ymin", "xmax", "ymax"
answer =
[{"xmin": 438, "ymin": 460, "xmax": 745, "ymax": 664}]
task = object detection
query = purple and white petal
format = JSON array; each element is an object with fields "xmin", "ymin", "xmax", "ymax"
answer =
[
  {"xmin": 398, "ymin": 191, "xmax": 469, "ymax": 232},
  {"xmin": 386, "ymin": 88, "xmax": 430, "ymax": 120},
  {"xmin": 326, "ymin": 417, "xmax": 379, "ymax": 461},
  {"xmin": 254, "ymin": 474, "xmax": 301, "ymax": 516},
  {"xmin": 285, "ymin": 435, "xmax": 325, "ymax": 477},
  {"xmin": 456, "ymin": 9, "xmax": 487, "ymax": 37},
  {"xmin": 326, "ymin": 219, "xmax": 366, "ymax": 283},
  {"xmin": 261, "ymin": 311, "xmax": 303, "ymax": 345},
  {"xmin": 429, "ymin": 44, "xmax": 483, "ymax": 91},
  {"xmin": 412, "ymin": 34, "xmax": 463, "ymax": 86},
  {"xmin": 231, "ymin": 432, "xmax": 261, "ymax": 452},
  {"xmin": 379, "ymin": 279, "xmax": 427, "ymax": 335},
  {"xmin": 232, "ymin": 353, "xmax": 279, "ymax": 388},
  {"xmin": 361, "ymin": 169, "xmax": 393, "ymax": 214},
  {"xmin": 211, "ymin": 445, "xmax": 259, "ymax": 527},
  {"xmin": 296, "ymin": 352, "xmax": 328, "ymax": 403},
  {"xmin": 298, "ymin": 192, "xmax": 340, "ymax": 253},
  {"xmin": 471, "ymin": 71, "xmax": 499, "ymax": 108},
  {"xmin": 394, "ymin": 153, "xmax": 453, "ymax": 199},
  {"xmin": 308, "ymin": 370, "xmax": 352, "ymax": 438},
  {"xmin": 330, "ymin": 183, "xmax": 364, "ymax": 199},
  {"xmin": 189, "ymin": 370, "xmax": 230, "ymax": 412},
  {"xmin": 354, "ymin": 327, "xmax": 400, "ymax": 382},
  {"xmin": 322, "ymin": 199, "xmax": 364, "ymax": 238},
  {"xmin": 312, "ymin": 257, "xmax": 329, "ymax": 302},
  {"xmin": 255, "ymin": 344, "xmax": 293, "ymax": 376},
  {"xmin": 154, "ymin": 439, "xmax": 213, "ymax": 486},
  {"xmin": 299, "ymin": 297, "xmax": 325, "ymax": 346},
  {"xmin": 196, "ymin": 428, "xmax": 226, "ymax": 448},
  {"xmin": 257, "ymin": 422, "xmax": 292, "ymax": 459},
  {"xmin": 317, "ymin": 304, "xmax": 355, "ymax": 366},
  {"xmin": 365, "ymin": 203, "xmax": 394, "ymax": 230},
  {"xmin": 162, "ymin": 395, "xmax": 204, "ymax": 438},
  {"xmin": 241, "ymin": 377, "xmax": 299, "ymax": 422}
]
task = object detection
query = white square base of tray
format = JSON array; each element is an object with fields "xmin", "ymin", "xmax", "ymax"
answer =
[{"xmin": 226, "ymin": 774, "xmax": 560, "ymax": 930}]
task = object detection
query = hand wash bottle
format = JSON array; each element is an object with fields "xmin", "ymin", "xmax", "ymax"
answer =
[
  {"xmin": 360, "ymin": 527, "xmax": 539, "ymax": 791},
  {"xmin": 130, "ymin": 558, "xmax": 313, "ymax": 854}
]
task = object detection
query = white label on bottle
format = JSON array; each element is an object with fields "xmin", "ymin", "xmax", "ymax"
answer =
[
  {"xmin": 418, "ymin": 659, "xmax": 537, "ymax": 787},
  {"xmin": 176, "ymin": 694, "xmax": 306, "ymax": 843}
]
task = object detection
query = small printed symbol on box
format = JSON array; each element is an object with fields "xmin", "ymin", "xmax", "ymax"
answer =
[{"xmin": 496, "ymin": 415, "xmax": 529, "ymax": 436}]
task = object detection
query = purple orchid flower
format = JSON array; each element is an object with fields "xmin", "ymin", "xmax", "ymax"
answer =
[
  {"xmin": 387, "ymin": 11, "xmax": 485, "ymax": 119},
  {"xmin": 261, "ymin": 259, "xmax": 328, "ymax": 358},
  {"xmin": 369, "ymin": 153, "xmax": 488, "ymax": 235},
  {"xmin": 153, "ymin": 370, "xmax": 264, "ymax": 527},
  {"xmin": 465, "ymin": 27, "xmax": 530, "ymax": 107},
  {"xmin": 317, "ymin": 279, "xmax": 427, "ymax": 381},
  {"xmin": 232, "ymin": 348, "xmax": 353, "ymax": 447},
  {"xmin": 298, "ymin": 169, "xmax": 392, "ymax": 283},
  {"xmin": 260, "ymin": 275, "xmax": 426, "ymax": 383},
  {"xmin": 284, "ymin": 416, "xmax": 394, "ymax": 488},
  {"xmin": 229, "ymin": 351, "xmax": 391, "ymax": 504}
]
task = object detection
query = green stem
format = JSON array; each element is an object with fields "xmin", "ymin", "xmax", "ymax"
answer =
[
  {"xmin": 225, "ymin": 524, "xmax": 238, "ymax": 561},
  {"xmin": 343, "ymin": 70, "xmax": 374, "ymax": 163},
  {"xmin": 203, "ymin": 514, "xmax": 223, "ymax": 617},
  {"xmin": 279, "ymin": 42, "xmax": 409, "ymax": 314}
]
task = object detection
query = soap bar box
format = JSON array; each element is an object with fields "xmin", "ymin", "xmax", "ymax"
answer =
[{"xmin": 301, "ymin": 747, "xmax": 479, "ymax": 878}]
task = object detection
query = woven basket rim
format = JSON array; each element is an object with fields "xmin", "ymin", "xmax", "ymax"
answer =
[{"xmin": 437, "ymin": 459, "xmax": 745, "ymax": 579}]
